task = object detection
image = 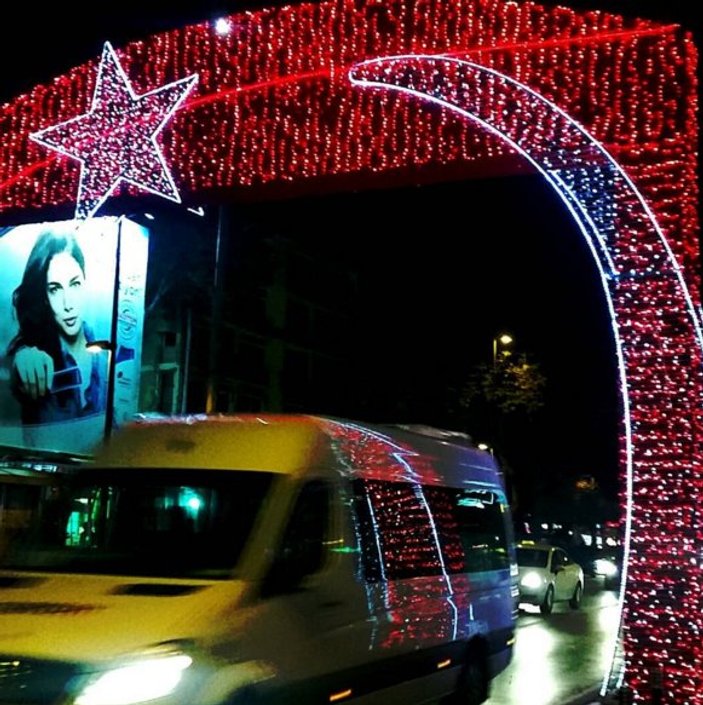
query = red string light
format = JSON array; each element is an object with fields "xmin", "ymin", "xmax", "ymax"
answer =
[{"xmin": 0, "ymin": 0, "xmax": 699, "ymax": 700}]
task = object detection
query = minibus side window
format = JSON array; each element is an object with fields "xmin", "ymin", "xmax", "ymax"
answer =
[
  {"xmin": 350, "ymin": 479, "xmax": 383, "ymax": 582},
  {"xmin": 351, "ymin": 479, "xmax": 444, "ymax": 582},
  {"xmin": 452, "ymin": 490, "xmax": 510, "ymax": 573},
  {"xmin": 264, "ymin": 480, "xmax": 329, "ymax": 594},
  {"xmin": 352, "ymin": 481, "xmax": 510, "ymax": 580},
  {"xmin": 420, "ymin": 487, "xmax": 511, "ymax": 573}
]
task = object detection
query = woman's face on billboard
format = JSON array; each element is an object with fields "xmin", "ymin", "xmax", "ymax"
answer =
[{"xmin": 46, "ymin": 251, "xmax": 85, "ymax": 339}]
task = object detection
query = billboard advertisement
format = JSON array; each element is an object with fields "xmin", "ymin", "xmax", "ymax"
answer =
[{"xmin": 0, "ymin": 217, "xmax": 149, "ymax": 456}]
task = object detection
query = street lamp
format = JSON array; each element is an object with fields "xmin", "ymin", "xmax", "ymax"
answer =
[{"xmin": 492, "ymin": 333, "xmax": 514, "ymax": 366}]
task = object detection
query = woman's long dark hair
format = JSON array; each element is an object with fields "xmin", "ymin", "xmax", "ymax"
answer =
[{"xmin": 8, "ymin": 230, "xmax": 86, "ymax": 362}]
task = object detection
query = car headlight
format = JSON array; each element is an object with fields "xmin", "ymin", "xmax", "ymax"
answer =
[
  {"xmin": 74, "ymin": 649, "xmax": 194, "ymax": 705},
  {"xmin": 595, "ymin": 558, "xmax": 618, "ymax": 578},
  {"xmin": 520, "ymin": 572, "xmax": 543, "ymax": 589}
]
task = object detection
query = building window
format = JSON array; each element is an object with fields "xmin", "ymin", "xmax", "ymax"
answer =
[{"xmin": 157, "ymin": 368, "xmax": 177, "ymax": 414}]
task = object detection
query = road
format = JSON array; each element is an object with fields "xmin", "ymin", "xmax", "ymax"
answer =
[{"xmin": 488, "ymin": 577, "xmax": 620, "ymax": 705}]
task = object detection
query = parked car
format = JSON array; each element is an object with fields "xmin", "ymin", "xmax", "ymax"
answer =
[
  {"xmin": 558, "ymin": 543, "xmax": 622, "ymax": 591},
  {"xmin": 516, "ymin": 540, "xmax": 584, "ymax": 614},
  {"xmin": 593, "ymin": 546, "xmax": 623, "ymax": 590}
]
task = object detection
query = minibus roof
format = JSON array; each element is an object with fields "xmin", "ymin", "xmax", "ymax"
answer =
[{"xmin": 94, "ymin": 414, "xmax": 504, "ymax": 489}]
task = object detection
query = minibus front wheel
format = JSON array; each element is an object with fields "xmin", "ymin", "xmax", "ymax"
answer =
[{"xmin": 444, "ymin": 642, "xmax": 488, "ymax": 705}]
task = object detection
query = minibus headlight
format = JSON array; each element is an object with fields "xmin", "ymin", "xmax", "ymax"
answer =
[
  {"xmin": 520, "ymin": 572, "xmax": 543, "ymax": 589},
  {"xmin": 74, "ymin": 650, "xmax": 193, "ymax": 705}
]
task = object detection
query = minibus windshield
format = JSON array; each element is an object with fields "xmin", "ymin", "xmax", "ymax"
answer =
[{"xmin": 1, "ymin": 468, "xmax": 274, "ymax": 579}]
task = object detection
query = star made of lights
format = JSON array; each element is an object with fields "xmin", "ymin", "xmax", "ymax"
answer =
[{"xmin": 30, "ymin": 42, "xmax": 198, "ymax": 219}]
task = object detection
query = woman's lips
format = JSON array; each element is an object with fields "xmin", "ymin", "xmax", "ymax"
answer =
[{"xmin": 63, "ymin": 316, "xmax": 78, "ymax": 327}]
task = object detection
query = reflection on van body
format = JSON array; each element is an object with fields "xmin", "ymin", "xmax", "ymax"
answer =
[
  {"xmin": 0, "ymin": 414, "xmax": 517, "ymax": 705},
  {"xmin": 353, "ymin": 479, "xmax": 513, "ymax": 650}
]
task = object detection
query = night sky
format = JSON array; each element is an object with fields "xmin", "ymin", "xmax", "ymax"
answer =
[
  {"xmin": 245, "ymin": 174, "xmax": 622, "ymax": 503},
  {"xmin": 0, "ymin": 0, "xmax": 699, "ymax": 103},
  {"xmin": 0, "ymin": 0, "xmax": 699, "ymax": 504}
]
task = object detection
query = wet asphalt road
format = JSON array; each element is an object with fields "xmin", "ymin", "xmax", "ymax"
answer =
[{"xmin": 487, "ymin": 577, "xmax": 620, "ymax": 705}]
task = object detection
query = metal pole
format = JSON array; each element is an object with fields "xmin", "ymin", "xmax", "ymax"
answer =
[
  {"xmin": 180, "ymin": 305, "xmax": 192, "ymax": 414},
  {"xmin": 103, "ymin": 217, "xmax": 122, "ymax": 440},
  {"xmin": 205, "ymin": 206, "xmax": 225, "ymax": 413}
]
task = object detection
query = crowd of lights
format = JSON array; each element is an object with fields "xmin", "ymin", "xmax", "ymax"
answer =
[{"xmin": 0, "ymin": 0, "xmax": 700, "ymax": 701}]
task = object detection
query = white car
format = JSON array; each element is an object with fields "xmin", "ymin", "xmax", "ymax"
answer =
[{"xmin": 516, "ymin": 541, "xmax": 584, "ymax": 614}]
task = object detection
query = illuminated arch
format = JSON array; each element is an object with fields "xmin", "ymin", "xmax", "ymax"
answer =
[
  {"xmin": 0, "ymin": 1, "xmax": 700, "ymax": 700},
  {"xmin": 350, "ymin": 54, "xmax": 703, "ymax": 698}
]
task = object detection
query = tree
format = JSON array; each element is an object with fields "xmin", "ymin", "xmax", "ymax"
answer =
[
  {"xmin": 460, "ymin": 353, "xmax": 546, "ymax": 419},
  {"xmin": 456, "ymin": 353, "xmax": 546, "ymax": 510}
]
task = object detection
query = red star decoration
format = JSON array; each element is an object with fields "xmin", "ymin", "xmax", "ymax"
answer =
[{"xmin": 30, "ymin": 42, "xmax": 198, "ymax": 219}]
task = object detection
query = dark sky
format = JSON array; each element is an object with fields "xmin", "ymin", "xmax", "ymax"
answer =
[
  {"xmin": 0, "ymin": 0, "xmax": 699, "ymax": 103},
  {"xmin": 245, "ymin": 174, "xmax": 622, "ymax": 503},
  {"xmin": 0, "ymin": 0, "xmax": 699, "ymax": 503}
]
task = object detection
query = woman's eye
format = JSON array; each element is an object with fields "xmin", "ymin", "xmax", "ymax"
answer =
[
  {"xmin": 71, "ymin": 279, "xmax": 82, "ymax": 288},
  {"xmin": 47, "ymin": 285, "xmax": 59, "ymax": 295}
]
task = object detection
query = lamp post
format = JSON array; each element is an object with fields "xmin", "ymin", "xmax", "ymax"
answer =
[
  {"xmin": 85, "ymin": 215, "xmax": 123, "ymax": 441},
  {"xmin": 492, "ymin": 333, "xmax": 514, "ymax": 367}
]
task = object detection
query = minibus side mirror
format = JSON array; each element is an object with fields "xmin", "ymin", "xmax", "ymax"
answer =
[{"xmin": 260, "ymin": 545, "xmax": 314, "ymax": 597}]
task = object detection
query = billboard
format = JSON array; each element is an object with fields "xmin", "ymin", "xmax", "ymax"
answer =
[{"xmin": 0, "ymin": 217, "xmax": 149, "ymax": 456}]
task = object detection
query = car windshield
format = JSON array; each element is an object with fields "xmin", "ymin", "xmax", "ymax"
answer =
[
  {"xmin": 1, "ymin": 467, "xmax": 274, "ymax": 580},
  {"xmin": 516, "ymin": 547, "xmax": 549, "ymax": 568}
]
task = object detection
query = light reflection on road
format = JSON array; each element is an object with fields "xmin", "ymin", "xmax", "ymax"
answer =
[
  {"xmin": 488, "ymin": 579, "xmax": 620, "ymax": 705},
  {"xmin": 502, "ymin": 622, "xmax": 559, "ymax": 705}
]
